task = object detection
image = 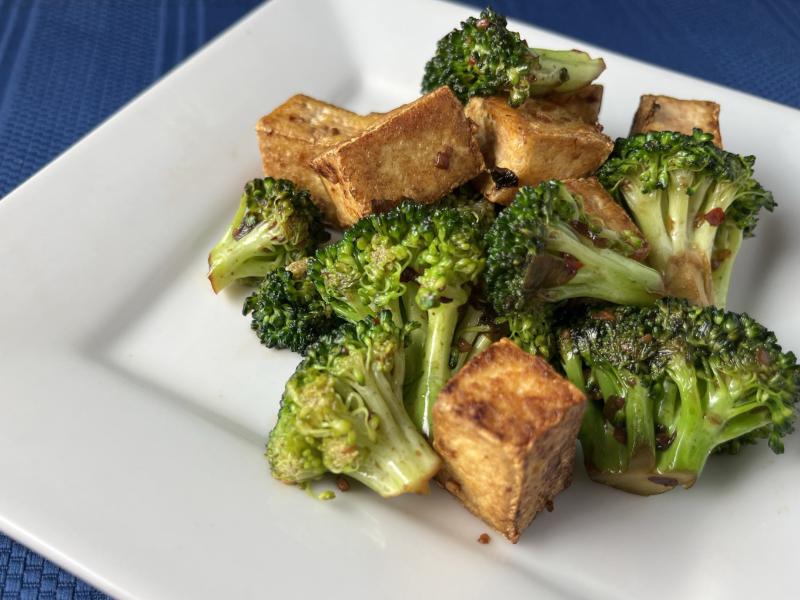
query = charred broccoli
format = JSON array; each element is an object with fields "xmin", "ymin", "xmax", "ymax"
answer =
[
  {"xmin": 558, "ymin": 299, "xmax": 798, "ymax": 495},
  {"xmin": 421, "ymin": 7, "xmax": 605, "ymax": 106},
  {"xmin": 243, "ymin": 259, "xmax": 342, "ymax": 354},
  {"xmin": 598, "ymin": 129, "xmax": 775, "ymax": 307},
  {"xmin": 267, "ymin": 312, "xmax": 441, "ymax": 497},
  {"xmin": 208, "ymin": 178, "xmax": 328, "ymax": 293},
  {"xmin": 308, "ymin": 201, "xmax": 488, "ymax": 435},
  {"xmin": 485, "ymin": 181, "xmax": 664, "ymax": 314}
]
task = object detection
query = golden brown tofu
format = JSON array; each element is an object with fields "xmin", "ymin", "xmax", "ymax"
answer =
[
  {"xmin": 311, "ymin": 87, "xmax": 485, "ymax": 226},
  {"xmin": 466, "ymin": 95, "xmax": 613, "ymax": 205},
  {"xmin": 544, "ymin": 84, "xmax": 604, "ymax": 125},
  {"xmin": 433, "ymin": 339, "xmax": 586, "ymax": 543},
  {"xmin": 256, "ymin": 95, "xmax": 381, "ymax": 227},
  {"xmin": 563, "ymin": 177, "xmax": 649, "ymax": 261},
  {"xmin": 631, "ymin": 95, "xmax": 722, "ymax": 147}
]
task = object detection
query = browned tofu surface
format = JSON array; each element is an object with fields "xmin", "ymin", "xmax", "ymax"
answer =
[
  {"xmin": 466, "ymin": 96, "xmax": 613, "ymax": 205},
  {"xmin": 256, "ymin": 94, "xmax": 381, "ymax": 227},
  {"xmin": 563, "ymin": 177, "xmax": 649, "ymax": 261},
  {"xmin": 630, "ymin": 95, "xmax": 722, "ymax": 146},
  {"xmin": 311, "ymin": 87, "xmax": 485, "ymax": 226},
  {"xmin": 544, "ymin": 84, "xmax": 604, "ymax": 125},
  {"xmin": 433, "ymin": 339, "xmax": 586, "ymax": 543}
]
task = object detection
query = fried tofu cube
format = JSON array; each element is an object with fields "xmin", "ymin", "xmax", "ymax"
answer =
[
  {"xmin": 311, "ymin": 87, "xmax": 485, "ymax": 226},
  {"xmin": 433, "ymin": 339, "xmax": 586, "ymax": 543},
  {"xmin": 631, "ymin": 95, "xmax": 722, "ymax": 147},
  {"xmin": 544, "ymin": 84, "xmax": 604, "ymax": 125},
  {"xmin": 256, "ymin": 95, "xmax": 381, "ymax": 227},
  {"xmin": 466, "ymin": 95, "xmax": 613, "ymax": 205},
  {"xmin": 563, "ymin": 177, "xmax": 649, "ymax": 261}
]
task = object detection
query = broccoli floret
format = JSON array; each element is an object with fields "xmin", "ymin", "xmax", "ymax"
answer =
[
  {"xmin": 598, "ymin": 129, "xmax": 775, "ymax": 307},
  {"xmin": 266, "ymin": 312, "xmax": 441, "ymax": 497},
  {"xmin": 501, "ymin": 302, "xmax": 559, "ymax": 360},
  {"xmin": 421, "ymin": 8, "xmax": 605, "ymax": 107},
  {"xmin": 558, "ymin": 299, "xmax": 799, "ymax": 495},
  {"xmin": 243, "ymin": 259, "xmax": 342, "ymax": 354},
  {"xmin": 308, "ymin": 201, "xmax": 487, "ymax": 435},
  {"xmin": 208, "ymin": 178, "xmax": 329, "ymax": 293},
  {"xmin": 485, "ymin": 181, "xmax": 664, "ymax": 315}
]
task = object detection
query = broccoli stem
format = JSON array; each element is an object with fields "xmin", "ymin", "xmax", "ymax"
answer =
[
  {"xmin": 529, "ymin": 49, "xmax": 605, "ymax": 94},
  {"xmin": 350, "ymin": 379, "xmax": 441, "ymax": 497},
  {"xmin": 401, "ymin": 282, "xmax": 427, "ymax": 391},
  {"xmin": 711, "ymin": 225, "xmax": 743, "ymax": 309},
  {"xmin": 547, "ymin": 226, "xmax": 664, "ymax": 305},
  {"xmin": 409, "ymin": 303, "xmax": 461, "ymax": 436},
  {"xmin": 208, "ymin": 228, "xmax": 286, "ymax": 292},
  {"xmin": 450, "ymin": 304, "xmax": 488, "ymax": 372}
]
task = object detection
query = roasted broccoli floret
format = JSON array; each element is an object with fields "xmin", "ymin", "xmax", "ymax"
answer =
[
  {"xmin": 208, "ymin": 178, "xmax": 328, "ymax": 293},
  {"xmin": 243, "ymin": 259, "xmax": 342, "ymax": 354},
  {"xmin": 266, "ymin": 312, "xmax": 441, "ymax": 497},
  {"xmin": 558, "ymin": 299, "xmax": 799, "ymax": 495},
  {"xmin": 308, "ymin": 201, "xmax": 487, "ymax": 435},
  {"xmin": 421, "ymin": 7, "xmax": 605, "ymax": 106},
  {"xmin": 501, "ymin": 302, "xmax": 559, "ymax": 360},
  {"xmin": 485, "ymin": 181, "xmax": 664, "ymax": 315},
  {"xmin": 598, "ymin": 129, "xmax": 775, "ymax": 307}
]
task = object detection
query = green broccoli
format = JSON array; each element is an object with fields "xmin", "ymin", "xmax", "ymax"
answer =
[
  {"xmin": 243, "ymin": 259, "xmax": 342, "ymax": 354},
  {"xmin": 208, "ymin": 178, "xmax": 328, "ymax": 293},
  {"xmin": 308, "ymin": 201, "xmax": 488, "ymax": 435},
  {"xmin": 501, "ymin": 302, "xmax": 559, "ymax": 360},
  {"xmin": 267, "ymin": 312, "xmax": 441, "ymax": 497},
  {"xmin": 558, "ymin": 299, "xmax": 798, "ymax": 495},
  {"xmin": 485, "ymin": 181, "xmax": 664, "ymax": 316},
  {"xmin": 598, "ymin": 129, "xmax": 775, "ymax": 307},
  {"xmin": 422, "ymin": 7, "xmax": 605, "ymax": 107}
]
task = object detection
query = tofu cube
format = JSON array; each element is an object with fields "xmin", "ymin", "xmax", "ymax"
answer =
[
  {"xmin": 630, "ymin": 95, "xmax": 722, "ymax": 146},
  {"xmin": 563, "ymin": 177, "xmax": 649, "ymax": 261},
  {"xmin": 544, "ymin": 84, "xmax": 604, "ymax": 125},
  {"xmin": 466, "ymin": 95, "xmax": 613, "ymax": 205},
  {"xmin": 311, "ymin": 87, "xmax": 485, "ymax": 226},
  {"xmin": 433, "ymin": 339, "xmax": 586, "ymax": 543},
  {"xmin": 256, "ymin": 94, "xmax": 381, "ymax": 227}
]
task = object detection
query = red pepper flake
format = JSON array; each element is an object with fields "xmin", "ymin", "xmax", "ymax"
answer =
[
  {"xmin": 456, "ymin": 337, "xmax": 473, "ymax": 353},
  {"xmin": 435, "ymin": 146, "xmax": 452, "ymax": 170},
  {"xmin": 477, "ymin": 533, "xmax": 491, "ymax": 544},
  {"xmin": 591, "ymin": 309, "xmax": 616, "ymax": 322},
  {"xmin": 756, "ymin": 347, "xmax": 772, "ymax": 366},
  {"xmin": 476, "ymin": 18, "xmax": 490, "ymax": 29},
  {"xmin": 563, "ymin": 254, "xmax": 583, "ymax": 275},
  {"xmin": 468, "ymin": 55, "xmax": 477, "ymax": 66},
  {"xmin": 336, "ymin": 476, "xmax": 350, "ymax": 492},
  {"xmin": 703, "ymin": 207, "xmax": 726, "ymax": 227}
]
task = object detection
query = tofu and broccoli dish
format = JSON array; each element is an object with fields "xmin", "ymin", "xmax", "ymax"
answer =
[{"xmin": 206, "ymin": 8, "xmax": 798, "ymax": 543}]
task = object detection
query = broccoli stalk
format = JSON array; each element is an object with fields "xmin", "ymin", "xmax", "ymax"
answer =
[
  {"xmin": 559, "ymin": 300, "xmax": 799, "ymax": 495},
  {"xmin": 208, "ymin": 178, "xmax": 328, "ymax": 293},
  {"xmin": 422, "ymin": 8, "xmax": 604, "ymax": 107},
  {"xmin": 267, "ymin": 312, "xmax": 441, "ymax": 497},
  {"xmin": 485, "ymin": 181, "xmax": 664, "ymax": 315},
  {"xmin": 598, "ymin": 129, "xmax": 775, "ymax": 307}
]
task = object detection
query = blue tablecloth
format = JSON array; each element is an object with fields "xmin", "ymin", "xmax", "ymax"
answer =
[{"xmin": 1, "ymin": 1, "xmax": 798, "ymax": 598}]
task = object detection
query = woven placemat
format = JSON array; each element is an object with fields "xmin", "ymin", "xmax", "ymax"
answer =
[{"xmin": 1, "ymin": 0, "xmax": 798, "ymax": 597}]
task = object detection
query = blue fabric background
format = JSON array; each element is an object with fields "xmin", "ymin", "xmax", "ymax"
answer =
[{"xmin": 1, "ymin": 0, "xmax": 798, "ymax": 597}]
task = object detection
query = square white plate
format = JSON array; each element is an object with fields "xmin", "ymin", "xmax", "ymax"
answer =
[{"xmin": 1, "ymin": 0, "xmax": 798, "ymax": 598}]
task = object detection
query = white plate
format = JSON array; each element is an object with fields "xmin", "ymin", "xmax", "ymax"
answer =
[{"xmin": 1, "ymin": 0, "xmax": 798, "ymax": 598}]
